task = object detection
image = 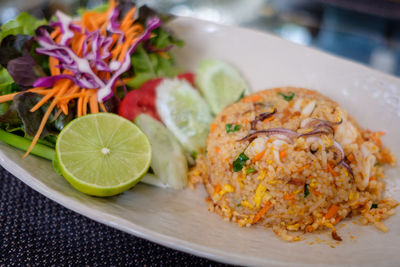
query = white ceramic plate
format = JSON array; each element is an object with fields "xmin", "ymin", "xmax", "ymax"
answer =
[{"xmin": 1, "ymin": 17, "xmax": 400, "ymax": 266}]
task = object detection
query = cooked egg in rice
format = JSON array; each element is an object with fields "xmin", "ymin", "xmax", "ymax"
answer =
[{"xmin": 190, "ymin": 87, "xmax": 397, "ymax": 241}]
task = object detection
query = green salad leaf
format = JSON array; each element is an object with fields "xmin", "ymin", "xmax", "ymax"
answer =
[
  {"xmin": 0, "ymin": 12, "xmax": 46, "ymax": 42},
  {"xmin": 76, "ymin": 3, "xmax": 109, "ymax": 16},
  {"xmin": 127, "ymin": 27, "xmax": 183, "ymax": 88},
  {"xmin": 13, "ymin": 92, "xmax": 73, "ymax": 138}
]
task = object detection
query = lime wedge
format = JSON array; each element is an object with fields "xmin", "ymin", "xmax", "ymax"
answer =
[
  {"xmin": 196, "ymin": 59, "xmax": 249, "ymax": 114},
  {"xmin": 135, "ymin": 114, "xmax": 187, "ymax": 189},
  {"xmin": 156, "ymin": 78, "xmax": 213, "ymax": 153},
  {"xmin": 56, "ymin": 113, "xmax": 151, "ymax": 196}
]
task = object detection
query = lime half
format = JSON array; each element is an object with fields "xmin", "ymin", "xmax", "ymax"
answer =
[
  {"xmin": 196, "ymin": 59, "xmax": 249, "ymax": 114},
  {"xmin": 56, "ymin": 113, "xmax": 151, "ymax": 196}
]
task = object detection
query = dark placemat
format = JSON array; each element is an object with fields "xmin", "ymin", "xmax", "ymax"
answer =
[{"xmin": 0, "ymin": 166, "xmax": 230, "ymax": 266}]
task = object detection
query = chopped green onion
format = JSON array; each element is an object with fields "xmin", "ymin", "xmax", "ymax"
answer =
[
  {"xmin": 236, "ymin": 203, "xmax": 242, "ymax": 207},
  {"xmin": 236, "ymin": 90, "xmax": 245, "ymax": 102},
  {"xmin": 374, "ymin": 162, "xmax": 382, "ymax": 167},
  {"xmin": 304, "ymin": 184, "xmax": 309, "ymax": 197},
  {"xmin": 225, "ymin": 123, "xmax": 241, "ymax": 133},
  {"xmin": 246, "ymin": 167, "xmax": 256, "ymax": 174},
  {"xmin": 371, "ymin": 203, "xmax": 378, "ymax": 209},
  {"xmin": 233, "ymin": 152, "xmax": 249, "ymax": 172},
  {"xmin": 278, "ymin": 91, "xmax": 295, "ymax": 101},
  {"xmin": 191, "ymin": 151, "xmax": 198, "ymax": 160}
]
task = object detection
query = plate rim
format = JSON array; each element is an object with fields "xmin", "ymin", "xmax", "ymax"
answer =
[{"xmin": 1, "ymin": 16, "xmax": 400, "ymax": 266}]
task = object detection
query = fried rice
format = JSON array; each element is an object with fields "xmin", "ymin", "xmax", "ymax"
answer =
[{"xmin": 189, "ymin": 87, "xmax": 398, "ymax": 241}]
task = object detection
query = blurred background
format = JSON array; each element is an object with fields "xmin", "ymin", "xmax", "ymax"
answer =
[{"xmin": 1, "ymin": 0, "xmax": 400, "ymax": 77}]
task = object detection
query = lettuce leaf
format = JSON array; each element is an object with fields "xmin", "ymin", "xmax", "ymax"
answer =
[
  {"xmin": 0, "ymin": 68, "xmax": 19, "ymax": 115},
  {"xmin": 0, "ymin": 34, "xmax": 47, "ymax": 88},
  {"xmin": 13, "ymin": 92, "xmax": 73, "ymax": 138},
  {"xmin": 0, "ymin": 12, "xmax": 47, "ymax": 42},
  {"xmin": 76, "ymin": 3, "xmax": 109, "ymax": 16},
  {"xmin": 127, "ymin": 28, "xmax": 183, "ymax": 88}
]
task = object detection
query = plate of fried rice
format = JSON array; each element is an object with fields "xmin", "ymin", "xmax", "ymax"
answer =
[{"xmin": 1, "ymin": 17, "xmax": 399, "ymax": 266}]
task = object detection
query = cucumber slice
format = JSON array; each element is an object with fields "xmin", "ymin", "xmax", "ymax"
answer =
[
  {"xmin": 135, "ymin": 114, "xmax": 188, "ymax": 189},
  {"xmin": 141, "ymin": 173, "xmax": 168, "ymax": 189},
  {"xmin": 196, "ymin": 59, "xmax": 250, "ymax": 114},
  {"xmin": 155, "ymin": 78, "xmax": 213, "ymax": 153}
]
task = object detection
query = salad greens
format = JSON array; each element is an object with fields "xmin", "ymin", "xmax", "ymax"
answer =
[
  {"xmin": 0, "ymin": 1, "xmax": 183, "ymax": 162},
  {"xmin": 0, "ymin": 0, "xmax": 250, "ymax": 194},
  {"xmin": 0, "ymin": 12, "xmax": 47, "ymax": 42}
]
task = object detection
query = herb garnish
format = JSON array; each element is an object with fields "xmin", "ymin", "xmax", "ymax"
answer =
[
  {"xmin": 371, "ymin": 203, "xmax": 378, "ymax": 209},
  {"xmin": 304, "ymin": 184, "xmax": 309, "ymax": 197},
  {"xmin": 236, "ymin": 90, "xmax": 245, "ymax": 102},
  {"xmin": 225, "ymin": 123, "xmax": 241, "ymax": 133},
  {"xmin": 278, "ymin": 91, "xmax": 295, "ymax": 101},
  {"xmin": 233, "ymin": 152, "xmax": 249, "ymax": 172},
  {"xmin": 246, "ymin": 167, "xmax": 256, "ymax": 174}
]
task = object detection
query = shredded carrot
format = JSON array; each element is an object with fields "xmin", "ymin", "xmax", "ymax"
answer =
[
  {"xmin": 333, "ymin": 216, "xmax": 342, "ymax": 225},
  {"xmin": 295, "ymin": 164, "xmax": 310, "ymax": 174},
  {"xmin": 60, "ymin": 103, "xmax": 68, "ymax": 115},
  {"xmin": 82, "ymin": 92, "xmax": 90, "ymax": 116},
  {"xmin": 77, "ymin": 96, "xmax": 83, "ymax": 117},
  {"xmin": 214, "ymin": 184, "xmax": 221, "ymax": 194},
  {"xmin": 263, "ymin": 116, "xmax": 274, "ymax": 123},
  {"xmin": 30, "ymin": 88, "xmax": 59, "ymax": 112},
  {"xmin": 327, "ymin": 163, "xmax": 337, "ymax": 177},
  {"xmin": 23, "ymin": 83, "xmax": 69, "ymax": 157},
  {"xmin": 49, "ymin": 56, "xmax": 60, "ymax": 76},
  {"xmin": 309, "ymin": 187, "xmax": 321, "ymax": 196},
  {"xmin": 253, "ymin": 201, "xmax": 272, "ymax": 224},
  {"xmin": 210, "ymin": 123, "xmax": 217, "ymax": 133},
  {"xmin": 253, "ymin": 150, "xmax": 266, "ymax": 161},
  {"xmin": 346, "ymin": 153, "xmax": 355, "ymax": 164},
  {"xmin": 120, "ymin": 8, "xmax": 136, "ymax": 29},
  {"xmin": 369, "ymin": 176, "xmax": 377, "ymax": 181},
  {"xmin": 370, "ymin": 131, "xmax": 385, "ymax": 148},
  {"xmin": 283, "ymin": 193, "xmax": 295, "ymax": 200},
  {"xmin": 215, "ymin": 147, "xmax": 220, "ymax": 153},
  {"xmin": 99, "ymin": 102, "xmax": 107, "ymax": 112},
  {"xmin": 51, "ymin": 108, "xmax": 63, "ymax": 122},
  {"xmin": 0, "ymin": 0, "xmax": 148, "ymax": 157},
  {"xmin": 50, "ymin": 27, "xmax": 61, "ymax": 39},
  {"xmin": 279, "ymin": 150, "xmax": 287, "ymax": 159},
  {"xmin": 157, "ymin": 51, "xmax": 170, "ymax": 59},
  {"xmin": 325, "ymin": 204, "xmax": 339, "ymax": 220},
  {"xmin": 89, "ymin": 94, "xmax": 99, "ymax": 113},
  {"xmin": 0, "ymin": 92, "xmax": 19, "ymax": 102},
  {"xmin": 242, "ymin": 95, "xmax": 263, "ymax": 103}
]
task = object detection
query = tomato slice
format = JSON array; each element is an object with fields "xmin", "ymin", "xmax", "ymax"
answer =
[
  {"xmin": 118, "ymin": 73, "xmax": 195, "ymax": 121},
  {"xmin": 177, "ymin": 72, "xmax": 195, "ymax": 86},
  {"xmin": 118, "ymin": 80, "xmax": 161, "ymax": 121}
]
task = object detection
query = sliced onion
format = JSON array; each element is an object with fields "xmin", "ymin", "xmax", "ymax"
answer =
[
  {"xmin": 339, "ymin": 161, "xmax": 354, "ymax": 177},
  {"xmin": 332, "ymin": 140, "xmax": 345, "ymax": 163},
  {"xmin": 298, "ymin": 127, "xmax": 332, "ymax": 138},
  {"xmin": 35, "ymin": 13, "xmax": 162, "ymax": 103},
  {"xmin": 97, "ymin": 16, "xmax": 162, "ymax": 102},
  {"xmin": 301, "ymin": 118, "xmax": 342, "ymax": 128},
  {"xmin": 238, "ymin": 128, "xmax": 298, "ymax": 143},
  {"xmin": 250, "ymin": 108, "xmax": 277, "ymax": 130}
]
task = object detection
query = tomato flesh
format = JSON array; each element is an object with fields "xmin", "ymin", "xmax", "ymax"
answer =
[{"xmin": 118, "ymin": 73, "xmax": 195, "ymax": 121}]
